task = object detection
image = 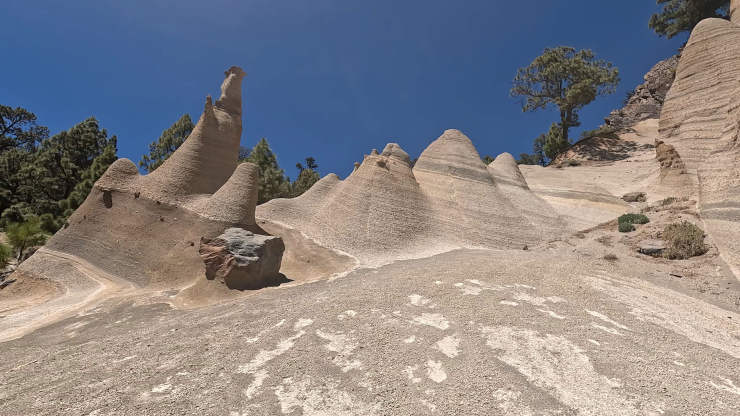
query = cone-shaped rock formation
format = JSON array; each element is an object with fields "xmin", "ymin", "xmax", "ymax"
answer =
[
  {"xmin": 16, "ymin": 67, "xmax": 262, "ymax": 289},
  {"xmin": 257, "ymin": 131, "xmax": 563, "ymax": 266}
]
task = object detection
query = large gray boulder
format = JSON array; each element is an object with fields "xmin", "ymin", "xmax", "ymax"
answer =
[{"xmin": 199, "ymin": 228, "xmax": 285, "ymax": 289}]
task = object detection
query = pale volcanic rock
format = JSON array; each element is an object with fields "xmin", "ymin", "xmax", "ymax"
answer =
[
  {"xmin": 413, "ymin": 130, "xmax": 543, "ymax": 249},
  {"xmin": 258, "ymin": 131, "xmax": 562, "ymax": 266},
  {"xmin": 16, "ymin": 67, "xmax": 265, "ymax": 289},
  {"xmin": 659, "ymin": 19, "xmax": 740, "ymax": 171},
  {"xmin": 487, "ymin": 153, "xmax": 564, "ymax": 239},
  {"xmin": 259, "ymin": 145, "xmax": 440, "ymax": 266},
  {"xmin": 488, "ymin": 152, "xmax": 529, "ymax": 189}
]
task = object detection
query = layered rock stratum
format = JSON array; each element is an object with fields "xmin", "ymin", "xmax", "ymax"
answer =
[
  {"xmin": 257, "ymin": 131, "xmax": 563, "ymax": 266},
  {"xmin": 14, "ymin": 67, "xmax": 262, "ymax": 291},
  {"xmin": 660, "ymin": 6, "xmax": 740, "ymax": 277}
]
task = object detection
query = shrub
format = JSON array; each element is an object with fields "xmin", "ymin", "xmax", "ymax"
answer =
[
  {"xmin": 618, "ymin": 213, "xmax": 650, "ymax": 225},
  {"xmin": 0, "ymin": 242, "xmax": 12, "ymax": 268},
  {"xmin": 661, "ymin": 197, "xmax": 678, "ymax": 206},
  {"xmin": 618, "ymin": 222, "xmax": 636, "ymax": 233},
  {"xmin": 5, "ymin": 216, "xmax": 49, "ymax": 261},
  {"xmin": 603, "ymin": 253, "xmax": 618, "ymax": 261},
  {"xmin": 568, "ymin": 159, "xmax": 581, "ymax": 166},
  {"xmin": 596, "ymin": 235, "xmax": 613, "ymax": 246},
  {"xmin": 663, "ymin": 221, "xmax": 708, "ymax": 260}
]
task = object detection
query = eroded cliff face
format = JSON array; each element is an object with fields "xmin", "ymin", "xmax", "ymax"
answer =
[
  {"xmin": 658, "ymin": 6, "xmax": 740, "ymax": 278},
  {"xmin": 604, "ymin": 55, "xmax": 679, "ymax": 131}
]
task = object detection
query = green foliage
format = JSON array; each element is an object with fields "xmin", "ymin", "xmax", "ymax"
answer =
[
  {"xmin": 516, "ymin": 153, "xmax": 540, "ymax": 165},
  {"xmin": 139, "ymin": 114, "xmax": 194, "ymax": 173},
  {"xmin": 618, "ymin": 213, "xmax": 650, "ymax": 233},
  {"xmin": 0, "ymin": 105, "xmax": 49, "ymax": 152},
  {"xmin": 532, "ymin": 133, "xmax": 546, "ymax": 166},
  {"xmin": 291, "ymin": 158, "xmax": 320, "ymax": 196},
  {"xmin": 244, "ymin": 138, "xmax": 290, "ymax": 204},
  {"xmin": 649, "ymin": 0, "xmax": 730, "ymax": 39},
  {"xmin": 568, "ymin": 159, "xmax": 581, "ymax": 166},
  {"xmin": 619, "ymin": 213, "xmax": 651, "ymax": 225},
  {"xmin": 482, "ymin": 155, "xmax": 495, "ymax": 165},
  {"xmin": 663, "ymin": 221, "xmax": 708, "ymax": 259},
  {"xmin": 0, "ymin": 106, "xmax": 118, "ymax": 234},
  {"xmin": 578, "ymin": 125, "xmax": 613, "ymax": 142},
  {"xmin": 511, "ymin": 46, "xmax": 620, "ymax": 149},
  {"xmin": 239, "ymin": 146, "xmax": 251, "ymax": 162},
  {"xmin": 618, "ymin": 222, "xmax": 636, "ymax": 233},
  {"xmin": 544, "ymin": 122, "xmax": 568, "ymax": 160},
  {"xmin": 5, "ymin": 216, "xmax": 48, "ymax": 260},
  {"xmin": 0, "ymin": 242, "xmax": 12, "ymax": 268}
]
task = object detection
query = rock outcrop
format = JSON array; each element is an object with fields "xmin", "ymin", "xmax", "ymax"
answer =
[
  {"xmin": 657, "ymin": 7, "xmax": 740, "ymax": 277},
  {"xmin": 659, "ymin": 19, "xmax": 740, "ymax": 170},
  {"xmin": 199, "ymin": 228, "xmax": 284, "ymax": 290},
  {"xmin": 15, "ymin": 67, "xmax": 266, "ymax": 289},
  {"xmin": 257, "ymin": 130, "xmax": 563, "ymax": 266},
  {"xmin": 605, "ymin": 55, "xmax": 680, "ymax": 131}
]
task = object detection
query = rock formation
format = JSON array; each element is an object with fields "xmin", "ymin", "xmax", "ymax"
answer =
[
  {"xmin": 659, "ymin": 19, "xmax": 740, "ymax": 170},
  {"xmin": 257, "ymin": 131, "xmax": 563, "ymax": 266},
  {"xmin": 15, "ymin": 67, "xmax": 264, "ymax": 289},
  {"xmin": 658, "ymin": 6, "xmax": 740, "ymax": 277},
  {"xmin": 605, "ymin": 55, "xmax": 679, "ymax": 131},
  {"xmin": 199, "ymin": 228, "xmax": 284, "ymax": 290}
]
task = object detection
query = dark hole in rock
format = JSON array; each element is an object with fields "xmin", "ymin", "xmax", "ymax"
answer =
[{"xmin": 102, "ymin": 190, "xmax": 113, "ymax": 208}]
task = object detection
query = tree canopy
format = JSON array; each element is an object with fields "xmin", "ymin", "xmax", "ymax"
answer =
[
  {"xmin": 292, "ymin": 157, "xmax": 320, "ymax": 196},
  {"xmin": 244, "ymin": 138, "xmax": 291, "ymax": 204},
  {"xmin": 0, "ymin": 106, "xmax": 118, "ymax": 233},
  {"xmin": 649, "ymin": 0, "xmax": 730, "ymax": 39},
  {"xmin": 139, "ymin": 114, "xmax": 194, "ymax": 173},
  {"xmin": 511, "ymin": 46, "xmax": 619, "ymax": 159}
]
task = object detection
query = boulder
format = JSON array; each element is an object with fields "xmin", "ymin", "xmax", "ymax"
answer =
[
  {"xmin": 638, "ymin": 241, "xmax": 666, "ymax": 257},
  {"xmin": 199, "ymin": 228, "xmax": 285, "ymax": 289},
  {"xmin": 622, "ymin": 192, "xmax": 647, "ymax": 203}
]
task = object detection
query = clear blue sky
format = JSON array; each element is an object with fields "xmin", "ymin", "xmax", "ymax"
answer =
[{"xmin": 1, "ymin": 0, "xmax": 683, "ymax": 179}]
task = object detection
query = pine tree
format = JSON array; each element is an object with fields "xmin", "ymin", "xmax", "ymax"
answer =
[
  {"xmin": 244, "ymin": 138, "xmax": 289, "ymax": 204},
  {"xmin": 292, "ymin": 157, "xmax": 320, "ymax": 196},
  {"xmin": 649, "ymin": 0, "xmax": 729, "ymax": 39},
  {"xmin": 511, "ymin": 47, "xmax": 620, "ymax": 148},
  {"xmin": 139, "ymin": 114, "xmax": 194, "ymax": 173},
  {"xmin": 543, "ymin": 122, "xmax": 568, "ymax": 161}
]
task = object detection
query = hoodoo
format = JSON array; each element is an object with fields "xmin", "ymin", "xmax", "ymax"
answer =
[
  {"xmin": 258, "ymin": 130, "xmax": 563, "ymax": 266},
  {"xmin": 14, "ymin": 67, "xmax": 268, "ymax": 289}
]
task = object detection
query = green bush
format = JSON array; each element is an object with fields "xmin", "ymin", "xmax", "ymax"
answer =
[
  {"xmin": 0, "ymin": 242, "xmax": 12, "ymax": 268},
  {"xmin": 568, "ymin": 159, "xmax": 581, "ymax": 166},
  {"xmin": 663, "ymin": 221, "xmax": 708, "ymax": 260},
  {"xmin": 618, "ymin": 222, "xmax": 636, "ymax": 233},
  {"xmin": 618, "ymin": 213, "xmax": 650, "ymax": 225},
  {"xmin": 5, "ymin": 216, "xmax": 49, "ymax": 261}
]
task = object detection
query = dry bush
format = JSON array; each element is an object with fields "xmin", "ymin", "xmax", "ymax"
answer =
[
  {"xmin": 663, "ymin": 221, "xmax": 708, "ymax": 260},
  {"xmin": 568, "ymin": 159, "xmax": 581, "ymax": 166},
  {"xmin": 596, "ymin": 235, "xmax": 613, "ymax": 246},
  {"xmin": 661, "ymin": 197, "xmax": 679, "ymax": 206},
  {"xmin": 603, "ymin": 253, "xmax": 618, "ymax": 261}
]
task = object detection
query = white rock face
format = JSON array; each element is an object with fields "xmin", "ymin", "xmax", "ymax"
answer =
[{"xmin": 257, "ymin": 131, "xmax": 563, "ymax": 266}]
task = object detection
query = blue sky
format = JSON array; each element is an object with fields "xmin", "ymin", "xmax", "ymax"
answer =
[{"xmin": 2, "ymin": 0, "xmax": 683, "ymax": 179}]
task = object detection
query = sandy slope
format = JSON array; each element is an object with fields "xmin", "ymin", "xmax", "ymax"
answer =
[{"xmin": 2, "ymin": 246, "xmax": 740, "ymax": 415}]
